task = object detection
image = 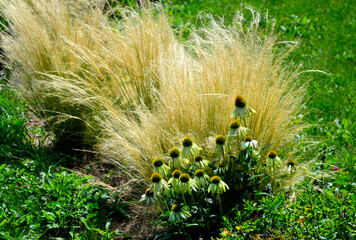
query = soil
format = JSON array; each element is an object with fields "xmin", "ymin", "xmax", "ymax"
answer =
[{"xmin": 71, "ymin": 152, "xmax": 165, "ymax": 240}]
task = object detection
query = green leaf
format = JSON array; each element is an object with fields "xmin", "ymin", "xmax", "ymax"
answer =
[{"xmin": 80, "ymin": 217, "xmax": 95, "ymax": 231}]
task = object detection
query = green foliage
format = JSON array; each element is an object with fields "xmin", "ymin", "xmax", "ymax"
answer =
[
  {"xmin": 0, "ymin": 76, "xmax": 129, "ymax": 239},
  {"xmin": 216, "ymin": 179, "xmax": 355, "ymax": 240},
  {"xmin": 0, "ymin": 78, "xmax": 30, "ymax": 161},
  {"xmin": 0, "ymin": 161, "xmax": 128, "ymax": 239}
]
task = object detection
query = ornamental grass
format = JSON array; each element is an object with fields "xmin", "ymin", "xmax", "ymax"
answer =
[{"xmin": 1, "ymin": 0, "xmax": 306, "ymax": 182}]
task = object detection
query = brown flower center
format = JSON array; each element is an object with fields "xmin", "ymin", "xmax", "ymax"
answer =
[
  {"xmin": 145, "ymin": 189, "xmax": 154, "ymax": 197},
  {"xmin": 211, "ymin": 176, "xmax": 221, "ymax": 184},
  {"xmin": 245, "ymin": 136, "xmax": 253, "ymax": 142},
  {"xmin": 268, "ymin": 150, "xmax": 277, "ymax": 159},
  {"xmin": 182, "ymin": 137, "xmax": 193, "ymax": 147},
  {"xmin": 173, "ymin": 170, "xmax": 182, "ymax": 179},
  {"xmin": 195, "ymin": 169, "xmax": 204, "ymax": 177},
  {"xmin": 153, "ymin": 157, "xmax": 164, "ymax": 167},
  {"xmin": 169, "ymin": 147, "xmax": 181, "ymax": 158},
  {"xmin": 215, "ymin": 135, "xmax": 226, "ymax": 145},
  {"xmin": 235, "ymin": 94, "xmax": 246, "ymax": 108},
  {"xmin": 229, "ymin": 120, "xmax": 240, "ymax": 129},
  {"xmin": 194, "ymin": 155, "xmax": 203, "ymax": 162},
  {"xmin": 179, "ymin": 173, "xmax": 190, "ymax": 183},
  {"xmin": 151, "ymin": 173, "xmax": 162, "ymax": 183}
]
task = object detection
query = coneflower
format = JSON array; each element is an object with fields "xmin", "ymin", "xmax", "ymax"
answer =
[
  {"xmin": 194, "ymin": 169, "xmax": 210, "ymax": 188},
  {"xmin": 168, "ymin": 169, "xmax": 182, "ymax": 193},
  {"xmin": 193, "ymin": 155, "xmax": 210, "ymax": 169},
  {"xmin": 179, "ymin": 173, "xmax": 196, "ymax": 193},
  {"xmin": 266, "ymin": 150, "xmax": 282, "ymax": 170},
  {"xmin": 228, "ymin": 120, "xmax": 250, "ymax": 141},
  {"xmin": 208, "ymin": 176, "xmax": 229, "ymax": 195},
  {"xmin": 153, "ymin": 157, "xmax": 170, "ymax": 178},
  {"xmin": 287, "ymin": 159, "xmax": 297, "ymax": 173},
  {"xmin": 214, "ymin": 135, "xmax": 226, "ymax": 156},
  {"xmin": 140, "ymin": 189, "xmax": 158, "ymax": 205},
  {"xmin": 214, "ymin": 162, "xmax": 227, "ymax": 175},
  {"xmin": 168, "ymin": 204, "xmax": 191, "ymax": 223},
  {"xmin": 181, "ymin": 137, "xmax": 201, "ymax": 162},
  {"xmin": 231, "ymin": 94, "xmax": 256, "ymax": 120},
  {"xmin": 169, "ymin": 147, "xmax": 188, "ymax": 169},
  {"xmin": 240, "ymin": 136, "xmax": 258, "ymax": 150},
  {"xmin": 150, "ymin": 172, "xmax": 168, "ymax": 194}
]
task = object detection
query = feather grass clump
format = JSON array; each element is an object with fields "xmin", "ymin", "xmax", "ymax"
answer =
[{"xmin": 1, "ymin": 0, "xmax": 306, "ymax": 183}]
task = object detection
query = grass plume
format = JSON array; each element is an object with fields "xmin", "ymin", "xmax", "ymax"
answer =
[{"xmin": 1, "ymin": 0, "xmax": 307, "ymax": 182}]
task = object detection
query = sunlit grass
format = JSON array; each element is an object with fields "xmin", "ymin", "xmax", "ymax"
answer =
[{"xmin": 0, "ymin": 0, "xmax": 308, "ymax": 182}]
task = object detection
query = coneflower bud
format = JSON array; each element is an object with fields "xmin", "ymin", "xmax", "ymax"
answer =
[
  {"xmin": 215, "ymin": 135, "xmax": 226, "ymax": 145},
  {"xmin": 182, "ymin": 137, "xmax": 193, "ymax": 147},
  {"xmin": 267, "ymin": 150, "xmax": 277, "ymax": 159},
  {"xmin": 172, "ymin": 169, "xmax": 182, "ymax": 179},
  {"xmin": 195, "ymin": 169, "xmax": 205, "ymax": 177},
  {"xmin": 179, "ymin": 173, "xmax": 190, "ymax": 183},
  {"xmin": 229, "ymin": 120, "xmax": 240, "ymax": 129},
  {"xmin": 234, "ymin": 94, "xmax": 246, "ymax": 108},
  {"xmin": 153, "ymin": 157, "xmax": 164, "ymax": 167},
  {"xmin": 169, "ymin": 147, "xmax": 181, "ymax": 158},
  {"xmin": 151, "ymin": 172, "xmax": 162, "ymax": 183}
]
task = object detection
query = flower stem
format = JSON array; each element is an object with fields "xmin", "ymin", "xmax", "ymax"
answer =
[
  {"xmin": 182, "ymin": 192, "xmax": 188, "ymax": 206},
  {"xmin": 272, "ymin": 160, "xmax": 275, "ymax": 195},
  {"xmin": 218, "ymin": 194, "xmax": 223, "ymax": 216}
]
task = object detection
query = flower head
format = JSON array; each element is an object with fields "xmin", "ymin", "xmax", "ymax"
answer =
[
  {"xmin": 181, "ymin": 137, "xmax": 201, "ymax": 162},
  {"xmin": 169, "ymin": 147, "xmax": 180, "ymax": 158},
  {"xmin": 168, "ymin": 169, "xmax": 182, "ymax": 193},
  {"xmin": 214, "ymin": 135, "xmax": 226, "ymax": 156},
  {"xmin": 150, "ymin": 172, "xmax": 168, "ymax": 194},
  {"xmin": 231, "ymin": 94, "xmax": 256, "ymax": 120},
  {"xmin": 208, "ymin": 176, "xmax": 229, "ymax": 195},
  {"xmin": 194, "ymin": 169, "xmax": 210, "ymax": 188},
  {"xmin": 287, "ymin": 159, "xmax": 297, "ymax": 174},
  {"xmin": 287, "ymin": 159, "xmax": 296, "ymax": 168},
  {"xmin": 228, "ymin": 120, "xmax": 250, "ymax": 141},
  {"xmin": 215, "ymin": 135, "xmax": 226, "ymax": 145},
  {"xmin": 153, "ymin": 157, "xmax": 171, "ymax": 178},
  {"xmin": 214, "ymin": 162, "xmax": 227, "ymax": 175},
  {"xmin": 240, "ymin": 136, "xmax": 258, "ymax": 150},
  {"xmin": 179, "ymin": 173, "xmax": 196, "ymax": 193},
  {"xmin": 140, "ymin": 189, "xmax": 158, "ymax": 205},
  {"xmin": 266, "ymin": 150, "xmax": 282, "ymax": 170},
  {"xmin": 333, "ymin": 167, "xmax": 339, "ymax": 171},
  {"xmin": 168, "ymin": 204, "xmax": 191, "ymax": 224},
  {"xmin": 169, "ymin": 147, "xmax": 188, "ymax": 169},
  {"xmin": 193, "ymin": 155, "xmax": 210, "ymax": 169}
]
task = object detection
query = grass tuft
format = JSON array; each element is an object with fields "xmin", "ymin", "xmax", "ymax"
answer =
[{"xmin": 1, "ymin": 0, "xmax": 307, "ymax": 182}]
